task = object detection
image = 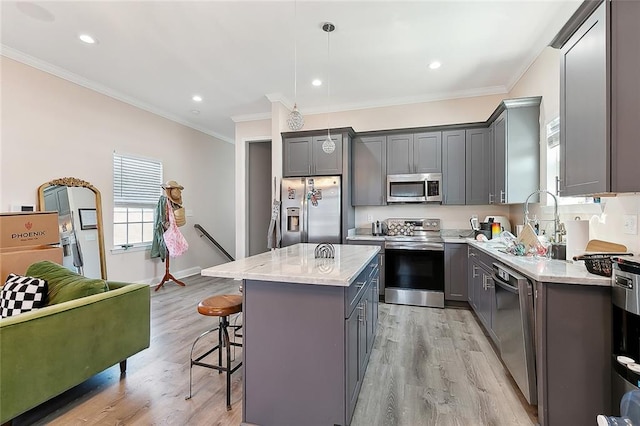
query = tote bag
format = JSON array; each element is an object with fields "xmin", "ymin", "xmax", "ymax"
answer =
[{"xmin": 163, "ymin": 206, "xmax": 189, "ymax": 257}]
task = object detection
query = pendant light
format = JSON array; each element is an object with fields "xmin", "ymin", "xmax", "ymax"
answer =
[
  {"xmin": 287, "ymin": 0, "xmax": 304, "ymax": 131},
  {"xmin": 322, "ymin": 22, "xmax": 336, "ymax": 154}
]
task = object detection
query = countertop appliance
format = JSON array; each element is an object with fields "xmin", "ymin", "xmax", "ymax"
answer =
[
  {"xmin": 371, "ymin": 220, "xmax": 387, "ymax": 236},
  {"xmin": 484, "ymin": 215, "xmax": 512, "ymax": 233},
  {"xmin": 492, "ymin": 262, "xmax": 537, "ymax": 405},
  {"xmin": 611, "ymin": 257, "xmax": 640, "ymax": 415},
  {"xmin": 384, "ymin": 218, "xmax": 444, "ymax": 308},
  {"xmin": 386, "ymin": 173, "xmax": 442, "ymax": 204},
  {"xmin": 281, "ymin": 176, "xmax": 341, "ymax": 247}
]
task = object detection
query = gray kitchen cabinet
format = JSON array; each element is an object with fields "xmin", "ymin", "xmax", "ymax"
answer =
[
  {"xmin": 347, "ymin": 239, "xmax": 385, "ymax": 298},
  {"xmin": 467, "ymin": 246, "xmax": 498, "ymax": 345},
  {"xmin": 283, "ymin": 134, "xmax": 342, "ymax": 177},
  {"xmin": 283, "ymin": 136, "xmax": 312, "ymax": 177},
  {"xmin": 352, "ymin": 136, "xmax": 386, "ymax": 206},
  {"xmin": 465, "ymin": 128, "xmax": 492, "ymax": 205},
  {"xmin": 444, "ymin": 243, "xmax": 468, "ymax": 301},
  {"xmin": 442, "ymin": 130, "xmax": 466, "ymax": 205},
  {"xmin": 312, "ymin": 135, "xmax": 343, "ymax": 175},
  {"xmin": 489, "ymin": 98, "xmax": 540, "ymax": 204},
  {"xmin": 414, "ymin": 132, "xmax": 442, "ymax": 173},
  {"xmin": 535, "ymin": 280, "xmax": 611, "ymax": 425},
  {"xmin": 244, "ymin": 256, "xmax": 378, "ymax": 426},
  {"xmin": 386, "ymin": 132, "xmax": 442, "ymax": 175},
  {"xmin": 555, "ymin": 0, "xmax": 640, "ymax": 195},
  {"xmin": 386, "ymin": 133, "xmax": 413, "ymax": 174}
]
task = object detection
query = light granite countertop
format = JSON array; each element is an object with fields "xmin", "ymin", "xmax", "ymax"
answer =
[
  {"xmin": 467, "ymin": 240, "xmax": 613, "ymax": 286},
  {"xmin": 201, "ymin": 243, "xmax": 380, "ymax": 287}
]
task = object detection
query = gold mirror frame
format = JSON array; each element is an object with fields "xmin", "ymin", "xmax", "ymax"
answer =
[{"xmin": 37, "ymin": 177, "xmax": 107, "ymax": 280}]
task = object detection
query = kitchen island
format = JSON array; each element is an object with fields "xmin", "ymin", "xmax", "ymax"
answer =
[{"xmin": 201, "ymin": 243, "xmax": 380, "ymax": 426}]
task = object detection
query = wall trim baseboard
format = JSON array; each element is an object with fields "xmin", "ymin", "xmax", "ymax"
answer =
[{"xmin": 143, "ymin": 266, "xmax": 202, "ymax": 286}]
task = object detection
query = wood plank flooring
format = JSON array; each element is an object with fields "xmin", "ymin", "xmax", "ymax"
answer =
[{"xmin": 12, "ymin": 275, "xmax": 536, "ymax": 426}]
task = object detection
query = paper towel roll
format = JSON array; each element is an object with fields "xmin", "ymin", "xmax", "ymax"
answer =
[{"xmin": 566, "ymin": 220, "xmax": 589, "ymax": 260}]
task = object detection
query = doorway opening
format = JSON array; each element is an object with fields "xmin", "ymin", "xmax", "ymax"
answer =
[{"xmin": 247, "ymin": 140, "xmax": 272, "ymax": 256}]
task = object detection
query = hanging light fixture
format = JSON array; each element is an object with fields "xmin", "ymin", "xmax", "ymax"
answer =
[
  {"xmin": 287, "ymin": 0, "xmax": 304, "ymax": 131},
  {"xmin": 322, "ymin": 22, "xmax": 336, "ymax": 154}
]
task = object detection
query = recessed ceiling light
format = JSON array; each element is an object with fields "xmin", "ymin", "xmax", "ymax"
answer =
[
  {"xmin": 312, "ymin": 79, "xmax": 322, "ymax": 87},
  {"xmin": 78, "ymin": 34, "xmax": 97, "ymax": 44},
  {"xmin": 191, "ymin": 110, "xmax": 200, "ymax": 115},
  {"xmin": 192, "ymin": 95, "xmax": 203, "ymax": 102},
  {"xmin": 429, "ymin": 61, "xmax": 441, "ymax": 70}
]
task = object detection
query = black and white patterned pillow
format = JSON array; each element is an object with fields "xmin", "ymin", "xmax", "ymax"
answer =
[{"xmin": 1, "ymin": 274, "xmax": 48, "ymax": 318}]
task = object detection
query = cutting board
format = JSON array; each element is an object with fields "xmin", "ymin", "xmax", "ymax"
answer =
[
  {"xmin": 517, "ymin": 223, "xmax": 542, "ymax": 251},
  {"xmin": 585, "ymin": 239, "xmax": 627, "ymax": 253}
]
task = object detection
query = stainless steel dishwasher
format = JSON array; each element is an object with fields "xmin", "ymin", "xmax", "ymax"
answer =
[{"xmin": 492, "ymin": 262, "xmax": 537, "ymax": 405}]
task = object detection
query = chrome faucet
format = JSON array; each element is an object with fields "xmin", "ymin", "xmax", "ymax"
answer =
[{"xmin": 523, "ymin": 190, "xmax": 561, "ymax": 243}]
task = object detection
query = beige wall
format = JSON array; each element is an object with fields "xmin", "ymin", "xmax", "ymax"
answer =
[{"xmin": 0, "ymin": 57, "xmax": 236, "ymax": 283}]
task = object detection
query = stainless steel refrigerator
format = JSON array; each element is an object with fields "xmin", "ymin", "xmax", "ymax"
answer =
[{"xmin": 281, "ymin": 176, "xmax": 341, "ymax": 247}]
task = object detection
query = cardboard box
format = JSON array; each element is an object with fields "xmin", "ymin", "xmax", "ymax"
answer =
[
  {"xmin": 0, "ymin": 212, "xmax": 60, "ymax": 249},
  {"xmin": 0, "ymin": 246, "xmax": 63, "ymax": 282}
]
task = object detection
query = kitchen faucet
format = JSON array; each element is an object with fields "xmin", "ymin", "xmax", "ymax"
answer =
[{"xmin": 523, "ymin": 190, "xmax": 562, "ymax": 243}]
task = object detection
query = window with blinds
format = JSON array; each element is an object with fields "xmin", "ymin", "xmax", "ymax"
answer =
[{"xmin": 113, "ymin": 153, "xmax": 163, "ymax": 248}]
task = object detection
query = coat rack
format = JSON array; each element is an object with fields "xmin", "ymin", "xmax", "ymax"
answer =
[{"xmin": 154, "ymin": 249, "xmax": 185, "ymax": 291}]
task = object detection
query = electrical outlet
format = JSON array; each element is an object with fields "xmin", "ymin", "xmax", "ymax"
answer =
[
  {"xmin": 623, "ymin": 214, "xmax": 638, "ymax": 235},
  {"xmin": 366, "ymin": 214, "xmax": 373, "ymax": 222}
]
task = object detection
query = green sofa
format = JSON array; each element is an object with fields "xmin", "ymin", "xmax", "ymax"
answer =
[{"xmin": 0, "ymin": 262, "xmax": 150, "ymax": 424}]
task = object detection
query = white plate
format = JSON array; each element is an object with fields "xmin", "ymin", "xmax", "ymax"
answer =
[
  {"xmin": 628, "ymin": 363, "xmax": 640, "ymax": 374},
  {"xmin": 617, "ymin": 355, "xmax": 635, "ymax": 365}
]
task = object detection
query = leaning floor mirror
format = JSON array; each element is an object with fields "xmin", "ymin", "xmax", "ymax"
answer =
[{"xmin": 37, "ymin": 177, "xmax": 107, "ymax": 280}]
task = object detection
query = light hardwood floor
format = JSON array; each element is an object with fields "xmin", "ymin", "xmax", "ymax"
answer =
[{"xmin": 13, "ymin": 275, "xmax": 536, "ymax": 426}]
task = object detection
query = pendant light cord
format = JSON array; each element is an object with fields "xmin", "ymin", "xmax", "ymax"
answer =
[
  {"xmin": 293, "ymin": 0, "xmax": 297, "ymax": 104},
  {"xmin": 326, "ymin": 24, "xmax": 331, "ymax": 139}
]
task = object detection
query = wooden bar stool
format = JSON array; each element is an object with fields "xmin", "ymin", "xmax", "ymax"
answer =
[{"xmin": 185, "ymin": 294, "xmax": 243, "ymax": 410}]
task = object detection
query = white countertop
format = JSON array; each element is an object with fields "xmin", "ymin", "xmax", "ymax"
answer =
[
  {"xmin": 201, "ymin": 243, "xmax": 380, "ymax": 287},
  {"xmin": 346, "ymin": 235, "xmax": 385, "ymax": 242},
  {"xmin": 467, "ymin": 240, "xmax": 612, "ymax": 286}
]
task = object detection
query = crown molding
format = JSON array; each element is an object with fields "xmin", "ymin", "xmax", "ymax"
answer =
[
  {"xmin": 1, "ymin": 46, "xmax": 235, "ymax": 144},
  {"xmin": 231, "ymin": 112, "xmax": 272, "ymax": 123}
]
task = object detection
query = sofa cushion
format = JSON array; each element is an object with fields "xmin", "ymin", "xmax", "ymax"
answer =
[
  {"xmin": 1, "ymin": 274, "xmax": 48, "ymax": 318},
  {"xmin": 25, "ymin": 261, "xmax": 109, "ymax": 305}
]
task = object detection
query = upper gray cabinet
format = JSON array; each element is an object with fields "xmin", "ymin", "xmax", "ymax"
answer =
[
  {"xmin": 414, "ymin": 132, "xmax": 442, "ymax": 174},
  {"xmin": 352, "ymin": 135, "xmax": 386, "ymax": 206},
  {"xmin": 465, "ymin": 128, "xmax": 492, "ymax": 205},
  {"xmin": 283, "ymin": 134, "xmax": 343, "ymax": 177},
  {"xmin": 489, "ymin": 98, "xmax": 541, "ymax": 204},
  {"xmin": 386, "ymin": 132, "xmax": 441, "ymax": 175},
  {"xmin": 442, "ymin": 130, "xmax": 466, "ymax": 205},
  {"xmin": 555, "ymin": 0, "xmax": 640, "ymax": 195}
]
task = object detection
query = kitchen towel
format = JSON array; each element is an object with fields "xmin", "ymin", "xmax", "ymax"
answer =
[{"xmin": 566, "ymin": 220, "xmax": 589, "ymax": 260}]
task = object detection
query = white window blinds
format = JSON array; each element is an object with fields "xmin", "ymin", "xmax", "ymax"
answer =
[{"xmin": 113, "ymin": 152, "xmax": 163, "ymax": 207}]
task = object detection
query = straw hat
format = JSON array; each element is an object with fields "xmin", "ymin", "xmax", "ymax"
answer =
[{"xmin": 162, "ymin": 180, "xmax": 184, "ymax": 205}]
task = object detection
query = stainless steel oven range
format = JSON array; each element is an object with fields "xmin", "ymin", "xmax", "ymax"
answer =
[
  {"xmin": 611, "ymin": 256, "xmax": 640, "ymax": 415},
  {"xmin": 384, "ymin": 218, "xmax": 444, "ymax": 308}
]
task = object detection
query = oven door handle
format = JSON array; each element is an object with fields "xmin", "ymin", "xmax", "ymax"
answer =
[{"xmin": 385, "ymin": 242, "xmax": 444, "ymax": 251}]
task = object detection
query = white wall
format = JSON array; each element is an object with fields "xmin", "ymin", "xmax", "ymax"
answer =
[{"xmin": 0, "ymin": 57, "xmax": 236, "ymax": 283}]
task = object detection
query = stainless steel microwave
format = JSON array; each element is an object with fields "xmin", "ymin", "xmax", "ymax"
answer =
[{"xmin": 387, "ymin": 173, "xmax": 442, "ymax": 203}]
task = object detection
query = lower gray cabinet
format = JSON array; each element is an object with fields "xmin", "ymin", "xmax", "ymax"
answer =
[
  {"xmin": 444, "ymin": 243, "xmax": 468, "ymax": 301},
  {"xmin": 347, "ymin": 240, "xmax": 385, "ymax": 298},
  {"xmin": 535, "ymin": 280, "xmax": 611, "ymax": 425},
  {"xmin": 244, "ymin": 258, "xmax": 379, "ymax": 426},
  {"xmin": 467, "ymin": 246, "xmax": 498, "ymax": 345}
]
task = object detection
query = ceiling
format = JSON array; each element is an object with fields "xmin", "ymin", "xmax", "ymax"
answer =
[{"xmin": 1, "ymin": 1, "xmax": 581, "ymax": 143}]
